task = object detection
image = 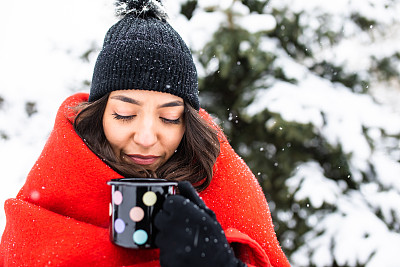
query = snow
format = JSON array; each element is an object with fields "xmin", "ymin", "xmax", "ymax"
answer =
[
  {"xmin": 0, "ymin": 0, "xmax": 116, "ymax": 234},
  {"xmin": 286, "ymin": 161, "xmax": 341, "ymax": 208},
  {"xmin": 371, "ymin": 152, "xmax": 400, "ymax": 190},
  {"xmin": 242, "ymin": 1, "xmax": 400, "ymax": 266},
  {"xmin": 1, "ymin": 0, "xmax": 400, "ymax": 266},
  {"xmin": 292, "ymin": 190, "xmax": 400, "ymax": 267},
  {"xmin": 245, "ymin": 71, "xmax": 400, "ymax": 181}
]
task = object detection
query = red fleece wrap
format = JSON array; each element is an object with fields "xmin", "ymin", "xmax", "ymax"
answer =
[{"xmin": 0, "ymin": 93, "xmax": 290, "ymax": 267}]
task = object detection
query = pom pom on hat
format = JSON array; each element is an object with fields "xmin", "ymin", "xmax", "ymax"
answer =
[
  {"xmin": 115, "ymin": 0, "xmax": 168, "ymax": 21},
  {"xmin": 89, "ymin": 0, "xmax": 200, "ymax": 110}
]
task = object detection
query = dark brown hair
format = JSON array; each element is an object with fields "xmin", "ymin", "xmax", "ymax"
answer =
[{"xmin": 73, "ymin": 93, "xmax": 220, "ymax": 192}]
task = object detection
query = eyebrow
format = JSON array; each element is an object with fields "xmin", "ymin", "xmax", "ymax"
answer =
[
  {"xmin": 110, "ymin": 95, "xmax": 184, "ymax": 108},
  {"xmin": 158, "ymin": 100, "xmax": 184, "ymax": 108},
  {"xmin": 110, "ymin": 95, "xmax": 140, "ymax": 105}
]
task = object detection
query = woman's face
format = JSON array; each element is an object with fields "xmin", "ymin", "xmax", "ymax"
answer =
[{"xmin": 103, "ymin": 90, "xmax": 185, "ymax": 171}]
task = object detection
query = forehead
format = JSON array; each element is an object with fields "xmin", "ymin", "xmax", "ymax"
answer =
[{"xmin": 109, "ymin": 90, "xmax": 183, "ymax": 102}]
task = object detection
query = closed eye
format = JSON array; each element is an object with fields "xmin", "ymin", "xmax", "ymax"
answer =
[
  {"xmin": 161, "ymin": 117, "xmax": 181, "ymax": 124},
  {"xmin": 112, "ymin": 113, "xmax": 136, "ymax": 121}
]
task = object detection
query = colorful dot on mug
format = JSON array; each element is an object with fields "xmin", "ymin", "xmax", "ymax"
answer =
[
  {"xmin": 113, "ymin": 190, "xmax": 123, "ymax": 205},
  {"xmin": 114, "ymin": 219, "xmax": 125, "ymax": 234},
  {"xmin": 142, "ymin": 191, "xmax": 157, "ymax": 206},
  {"xmin": 133, "ymin": 229, "xmax": 148, "ymax": 245},
  {"xmin": 130, "ymin": 206, "xmax": 145, "ymax": 222}
]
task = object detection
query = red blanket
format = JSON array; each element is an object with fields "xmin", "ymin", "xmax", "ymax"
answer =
[{"xmin": 1, "ymin": 93, "xmax": 290, "ymax": 267}]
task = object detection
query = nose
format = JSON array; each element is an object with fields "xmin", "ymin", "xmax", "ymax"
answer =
[{"xmin": 133, "ymin": 116, "xmax": 157, "ymax": 148}]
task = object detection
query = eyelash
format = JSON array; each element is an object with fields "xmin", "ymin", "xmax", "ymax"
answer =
[
  {"xmin": 112, "ymin": 113, "xmax": 135, "ymax": 121},
  {"xmin": 112, "ymin": 113, "xmax": 181, "ymax": 124},
  {"xmin": 161, "ymin": 118, "xmax": 181, "ymax": 124}
]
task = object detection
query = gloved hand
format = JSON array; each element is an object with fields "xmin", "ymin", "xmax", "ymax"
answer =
[{"xmin": 154, "ymin": 181, "xmax": 246, "ymax": 267}]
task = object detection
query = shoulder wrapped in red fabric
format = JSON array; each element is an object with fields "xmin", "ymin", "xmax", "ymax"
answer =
[{"xmin": 1, "ymin": 93, "xmax": 290, "ymax": 267}]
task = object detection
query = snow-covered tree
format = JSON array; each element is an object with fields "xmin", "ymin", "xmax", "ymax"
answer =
[{"xmin": 170, "ymin": 0, "xmax": 400, "ymax": 266}]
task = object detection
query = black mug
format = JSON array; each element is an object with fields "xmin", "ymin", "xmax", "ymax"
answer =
[{"xmin": 107, "ymin": 178, "xmax": 177, "ymax": 249}]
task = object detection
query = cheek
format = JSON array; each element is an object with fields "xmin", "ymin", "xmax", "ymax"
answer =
[
  {"xmin": 103, "ymin": 117, "xmax": 126, "ymax": 151},
  {"xmin": 165, "ymin": 127, "xmax": 185, "ymax": 154}
]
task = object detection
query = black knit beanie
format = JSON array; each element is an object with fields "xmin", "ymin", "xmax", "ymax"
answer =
[{"xmin": 89, "ymin": 0, "xmax": 199, "ymax": 110}]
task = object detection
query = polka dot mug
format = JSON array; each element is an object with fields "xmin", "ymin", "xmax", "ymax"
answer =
[{"xmin": 107, "ymin": 178, "xmax": 177, "ymax": 249}]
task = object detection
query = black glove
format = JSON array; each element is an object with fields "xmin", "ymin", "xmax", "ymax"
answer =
[{"xmin": 154, "ymin": 181, "xmax": 246, "ymax": 267}]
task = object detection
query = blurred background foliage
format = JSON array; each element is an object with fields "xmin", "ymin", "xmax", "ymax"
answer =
[{"xmin": 178, "ymin": 0, "xmax": 400, "ymax": 266}]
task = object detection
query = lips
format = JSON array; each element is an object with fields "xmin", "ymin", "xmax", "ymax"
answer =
[{"xmin": 126, "ymin": 154, "xmax": 160, "ymax": 165}]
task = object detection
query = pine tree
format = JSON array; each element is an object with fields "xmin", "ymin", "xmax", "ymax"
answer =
[{"xmin": 177, "ymin": 0, "xmax": 400, "ymax": 266}]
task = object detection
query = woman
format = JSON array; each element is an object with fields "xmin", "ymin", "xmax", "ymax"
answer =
[
  {"xmin": 0, "ymin": 1, "xmax": 290, "ymax": 266},
  {"xmin": 74, "ymin": 89, "xmax": 219, "ymax": 192}
]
